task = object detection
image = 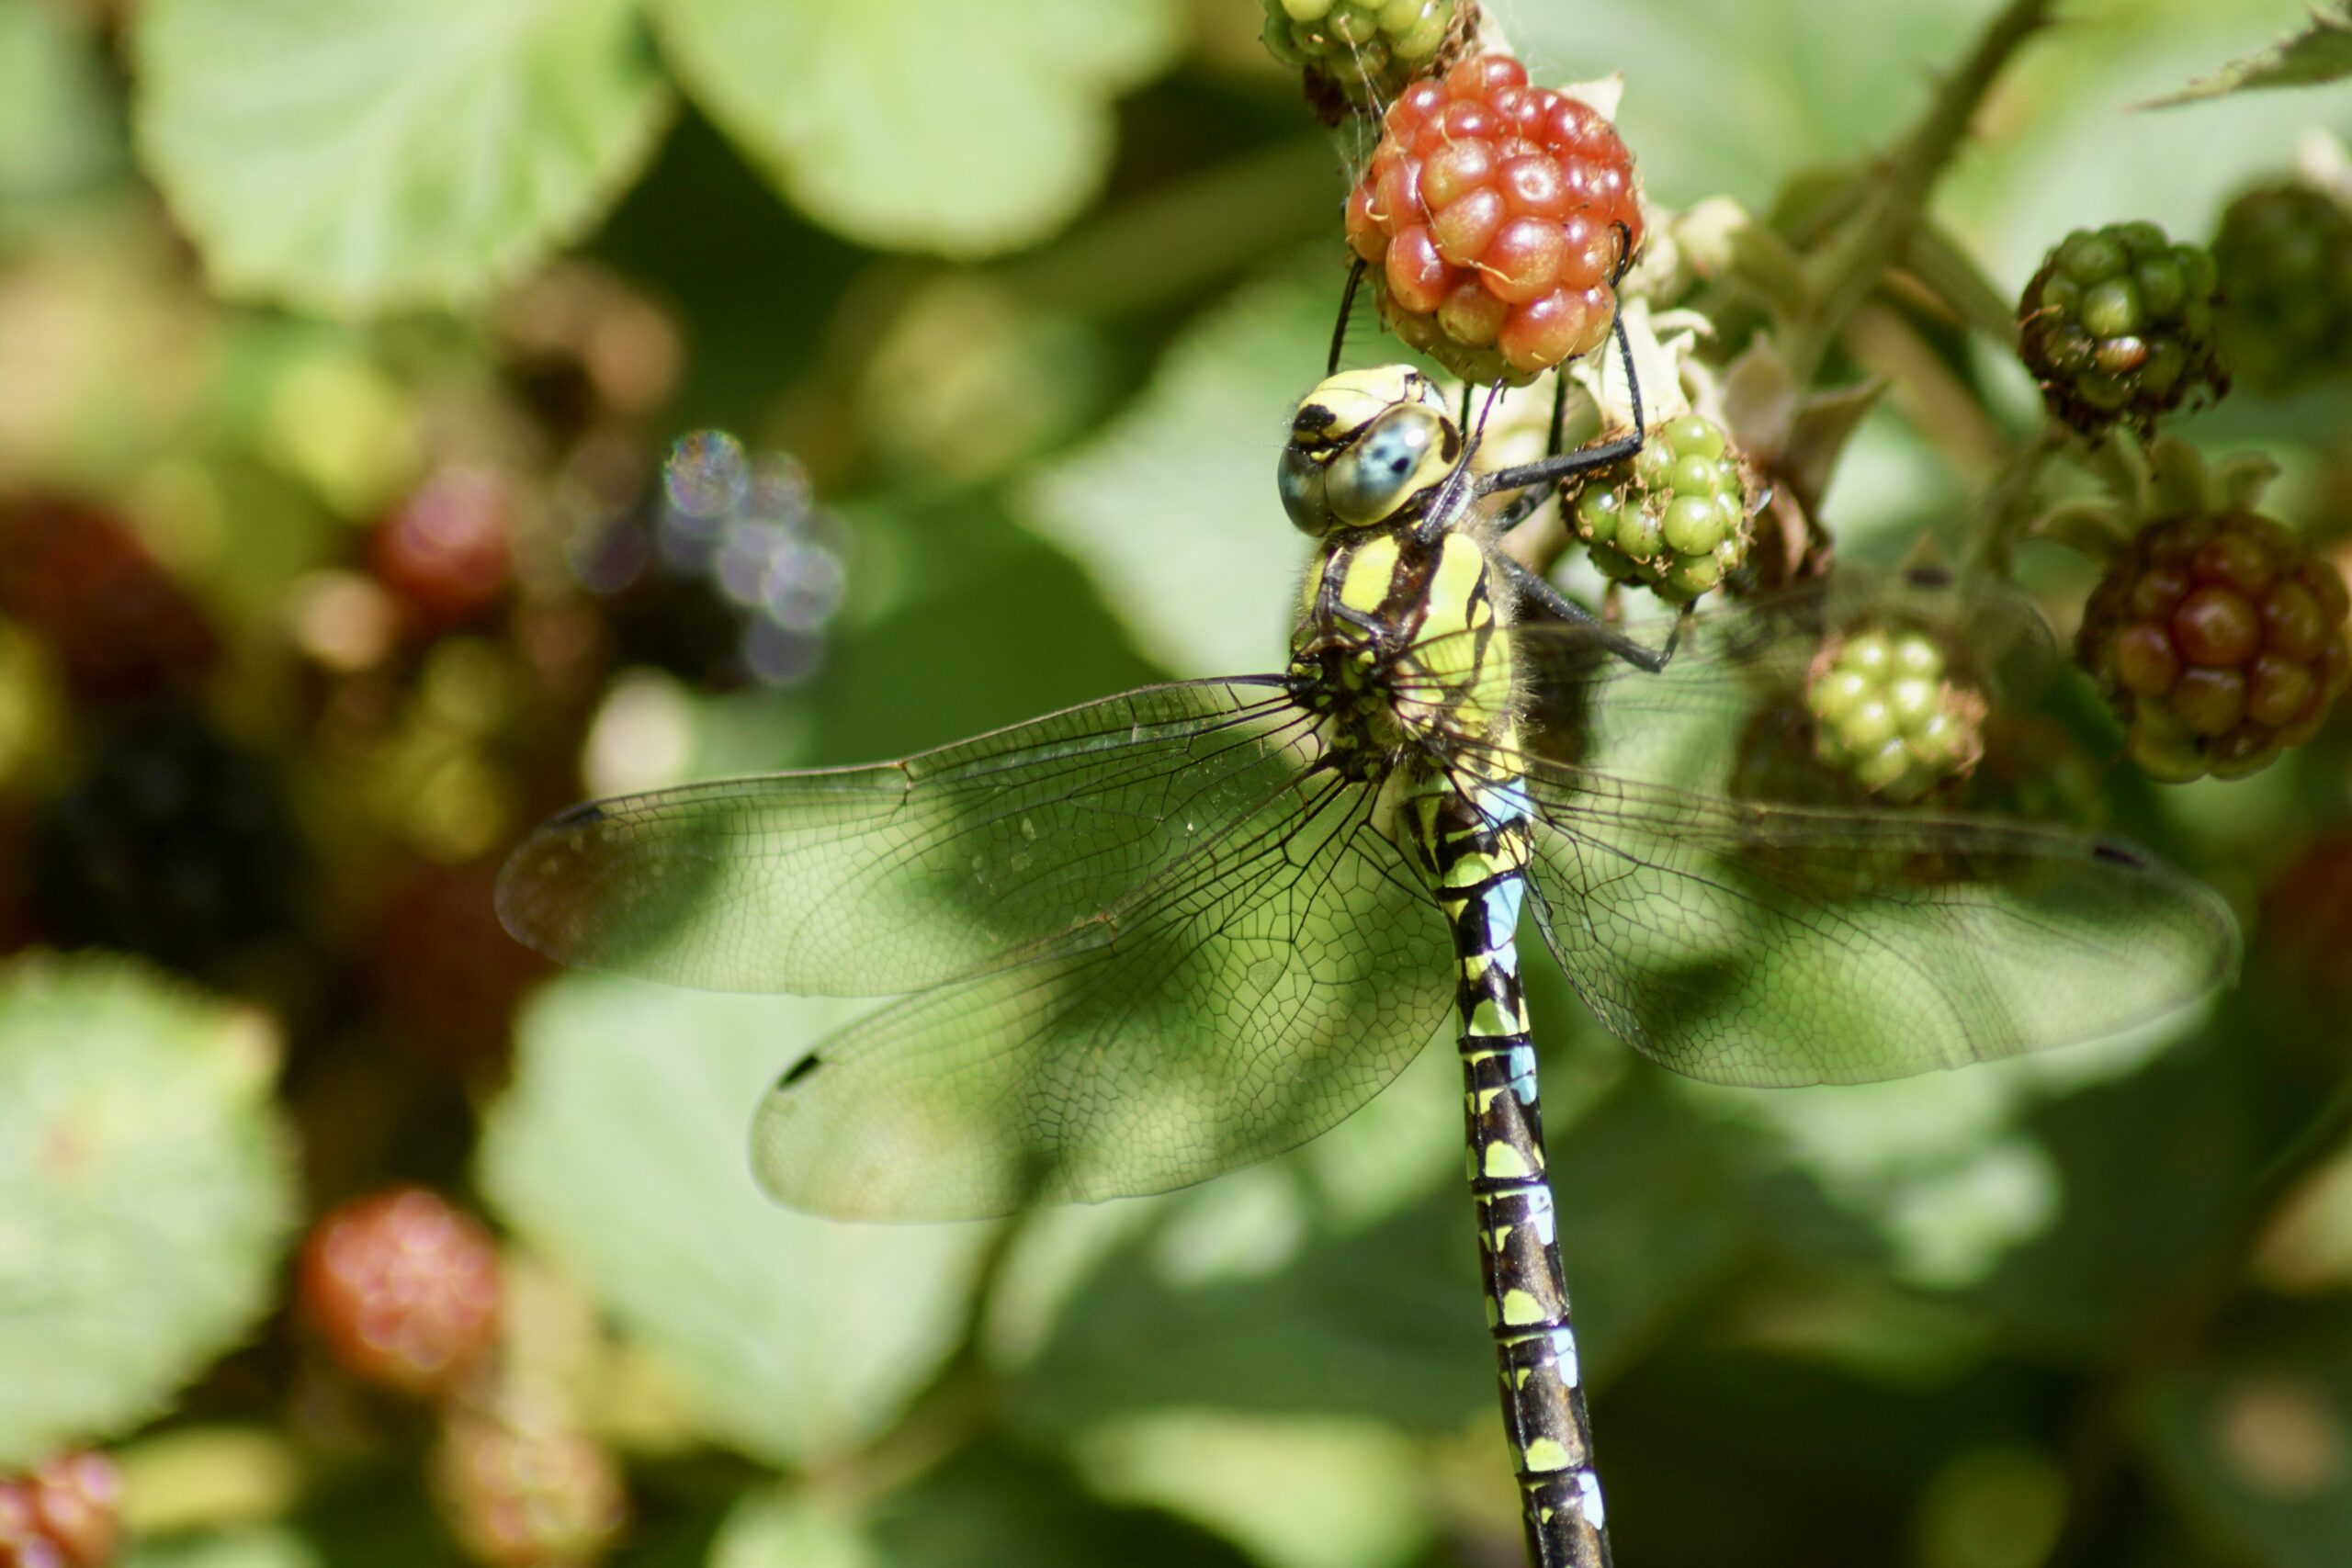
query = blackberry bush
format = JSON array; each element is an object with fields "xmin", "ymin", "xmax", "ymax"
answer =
[
  {"xmin": 2213, "ymin": 182, "xmax": 2352, "ymax": 397},
  {"xmin": 1566, "ymin": 412, "xmax": 1752, "ymax": 602},
  {"xmin": 2076, "ymin": 511, "xmax": 2350, "ymax": 782},
  {"xmin": 2018, "ymin": 221, "xmax": 2225, "ymax": 438},
  {"xmin": 0, "ymin": 1452, "xmax": 119, "ymax": 1568},
  {"xmin": 1805, "ymin": 623, "xmax": 1988, "ymax": 804},
  {"xmin": 1343, "ymin": 53, "xmax": 1645, "ymax": 383},
  {"xmin": 1259, "ymin": 0, "xmax": 1470, "ymax": 119},
  {"xmin": 299, "ymin": 1186, "xmax": 503, "ymax": 1398}
]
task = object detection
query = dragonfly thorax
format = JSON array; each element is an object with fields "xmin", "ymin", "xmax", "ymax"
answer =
[{"xmin": 1290, "ymin": 525, "xmax": 1519, "ymax": 784}]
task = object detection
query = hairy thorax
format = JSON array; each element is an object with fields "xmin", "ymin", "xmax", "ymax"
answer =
[{"xmin": 1289, "ymin": 526, "xmax": 1520, "ymax": 786}]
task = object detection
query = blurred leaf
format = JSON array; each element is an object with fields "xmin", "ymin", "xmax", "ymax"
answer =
[
  {"xmin": 649, "ymin": 0, "xmax": 1181, "ymax": 257},
  {"xmin": 868, "ymin": 1442, "xmax": 1255, "ymax": 1568},
  {"xmin": 1018, "ymin": 251, "xmax": 1332, "ymax": 678},
  {"xmin": 2143, "ymin": 1305, "xmax": 2352, "ymax": 1568},
  {"xmin": 130, "ymin": 0, "xmax": 672, "ymax": 313},
  {"xmin": 2148, "ymin": 3, "xmax": 2352, "ymax": 105},
  {"xmin": 1074, "ymin": 1411, "xmax": 1432, "ymax": 1568},
  {"xmin": 712, "ymin": 1492, "xmax": 883, "ymax": 1568},
  {"xmin": 0, "ymin": 0, "xmax": 117, "ymax": 206},
  {"xmin": 479, "ymin": 975, "xmax": 994, "ymax": 1468},
  {"xmin": 0, "ymin": 957, "xmax": 296, "ymax": 1467},
  {"xmin": 123, "ymin": 1526, "xmax": 323, "ymax": 1568},
  {"xmin": 1008, "ymin": 1073, "xmax": 1751, "ymax": 1438}
]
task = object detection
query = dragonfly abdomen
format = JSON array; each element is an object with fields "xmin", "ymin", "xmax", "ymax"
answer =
[{"xmin": 1412, "ymin": 778, "xmax": 1611, "ymax": 1568}]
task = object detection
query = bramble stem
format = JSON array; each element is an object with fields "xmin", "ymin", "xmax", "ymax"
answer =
[{"xmin": 1783, "ymin": 0, "xmax": 2058, "ymax": 393}]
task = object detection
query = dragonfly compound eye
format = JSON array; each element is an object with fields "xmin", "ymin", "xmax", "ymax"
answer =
[
  {"xmin": 1279, "ymin": 445, "xmax": 1336, "ymax": 535},
  {"xmin": 1326, "ymin": 405, "xmax": 1446, "ymax": 527}
]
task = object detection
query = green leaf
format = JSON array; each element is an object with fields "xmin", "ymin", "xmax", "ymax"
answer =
[
  {"xmin": 479, "ymin": 975, "xmax": 993, "ymax": 1467},
  {"xmin": 711, "ymin": 1493, "xmax": 884, "ymax": 1568},
  {"xmin": 130, "ymin": 0, "xmax": 672, "ymax": 314},
  {"xmin": 2142, "ymin": 1307, "xmax": 2352, "ymax": 1568},
  {"xmin": 2150, "ymin": 3, "xmax": 2352, "ymax": 106},
  {"xmin": 0, "ymin": 0, "xmax": 118, "ymax": 205},
  {"xmin": 0, "ymin": 957, "xmax": 297, "ymax": 1466},
  {"xmin": 124, "ymin": 1527, "xmax": 323, "ymax": 1568},
  {"xmin": 1017, "ymin": 251, "xmax": 1334, "ymax": 678},
  {"xmin": 650, "ymin": 0, "xmax": 1181, "ymax": 257}
]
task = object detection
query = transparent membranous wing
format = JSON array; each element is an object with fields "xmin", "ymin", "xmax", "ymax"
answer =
[
  {"xmin": 495, "ymin": 680, "xmax": 1320, "ymax": 996},
  {"xmin": 1417, "ymin": 572, "xmax": 2239, "ymax": 1087},
  {"xmin": 749, "ymin": 776, "xmax": 1453, "ymax": 1220}
]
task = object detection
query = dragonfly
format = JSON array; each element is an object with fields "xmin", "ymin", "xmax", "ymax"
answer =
[{"xmin": 497, "ymin": 364, "xmax": 2239, "ymax": 1568}]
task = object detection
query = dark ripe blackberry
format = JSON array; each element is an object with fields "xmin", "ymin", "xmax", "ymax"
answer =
[
  {"xmin": 0, "ymin": 493, "xmax": 218, "ymax": 702},
  {"xmin": 2076, "ymin": 512, "xmax": 2352, "ymax": 782},
  {"xmin": 299, "ymin": 1186, "xmax": 503, "ymax": 1399},
  {"xmin": 29, "ymin": 708, "xmax": 300, "ymax": 970},
  {"xmin": 1260, "ymin": 0, "xmax": 1471, "ymax": 121},
  {"xmin": 0, "ymin": 1451, "xmax": 120, "ymax": 1568},
  {"xmin": 368, "ymin": 468, "xmax": 520, "ymax": 637},
  {"xmin": 2213, "ymin": 183, "xmax": 2352, "ymax": 397},
  {"xmin": 2018, "ymin": 221, "xmax": 2226, "ymax": 438},
  {"xmin": 1566, "ymin": 413, "xmax": 1752, "ymax": 603},
  {"xmin": 434, "ymin": 1406, "xmax": 626, "ymax": 1568},
  {"xmin": 1343, "ymin": 53, "xmax": 1645, "ymax": 383}
]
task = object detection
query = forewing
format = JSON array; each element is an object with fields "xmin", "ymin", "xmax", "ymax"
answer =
[
  {"xmin": 496, "ymin": 680, "xmax": 1320, "ymax": 995},
  {"xmin": 751, "ymin": 776, "xmax": 1454, "ymax": 1220},
  {"xmin": 1480, "ymin": 754, "xmax": 2238, "ymax": 1086}
]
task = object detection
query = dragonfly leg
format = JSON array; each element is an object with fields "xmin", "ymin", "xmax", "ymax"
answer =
[
  {"xmin": 1327, "ymin": 257, "xmax": 1368, "ymax": 376},
  {"xmin": 1493, "ymin": 557, "xmax": 1679, "ymax": 675},
  {"xmin": 1474, "ymin": 288, "xmax": 1649, "ymax": 503}
]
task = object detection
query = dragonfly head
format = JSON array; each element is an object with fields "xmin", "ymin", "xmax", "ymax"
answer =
[{"xmin": 1280, "ymin": 367, "xmax": 1464, "ymax": 536}]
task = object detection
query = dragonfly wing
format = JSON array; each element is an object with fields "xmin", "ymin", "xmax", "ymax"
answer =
[
  {"xmin": 496, "ymin": 679, "xmax": 1321, "ymax": 996},
  {"xmin": 1482, "ymin": 756, "xmax": 2239, "ymax": 1087},
  {"xmin": 751, "ymin": 776, "xmax": 1454, "ymax": 1219}
]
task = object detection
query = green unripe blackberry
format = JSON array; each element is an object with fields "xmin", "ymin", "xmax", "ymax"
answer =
[
  {"xmin": 2019, "ymin": 221, "xmax": 2226, "ymax": 438},
  {"xmin": 1260, "ymin": 0, "xmax": 1467, "ymax": 119},
  {"xmin": 2213, "ymin": 183, "xmax": 2352, "ymax": 397},
  {"xmin": 2076, "ymin": 511, "xmax": 2351, "ymax": 782},
  {"xmin": 1805, "ymin": 625, "xmax": 1987, "ymax": 804},
  {"xmin": 1566, "ymin": 414, "xmax": 1751, "ymax": 604}
]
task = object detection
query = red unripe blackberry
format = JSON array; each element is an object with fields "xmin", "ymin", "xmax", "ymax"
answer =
[
  {"xmin": 2018, "ymin": 222, "xmax": 2225, "ymax": 438},
  {"xmin": 299, "ymin": 1186, "xmax": 503, "ymax": 1398},
  {"xmin": 2213, "ymin": 183, "xmax": 2352, "ymax": 397},
  {"xmin": 1343, "ymin": 54, "xmax": 1645, "ymax": 384},
  {"xmin": 0, "ymin": 1452, "xmax": 120, "ymax": 1568},
  {"xmin": 2077, "ymin": 513, "xmax": 2350, "ymax": 782},
  {"xmin": 1260, "ymin": 0, "xmax": 1471, "ymax": 121},
  {"xmin": 0, "ymin": 493, "xmax": 218, "ymax": 702},
  {"xmin": 434, "ymin": 1408, "xmax": 626, "ymax": 1568},
  {"xmin": 368, "ymin": 468, "xmax": 520, "ymax": 637}
]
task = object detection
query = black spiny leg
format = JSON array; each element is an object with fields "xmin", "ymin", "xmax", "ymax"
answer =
[
  {"xmin": 1495, "ymin": 557, "xmax": 1689, "ymax": 675},
  {"xmin": 1328, "ymin": 257, "xmax": 1367, "ymax": 376}
]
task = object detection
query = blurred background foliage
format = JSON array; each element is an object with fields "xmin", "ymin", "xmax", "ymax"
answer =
[{"xmin": 1, "ymin": 0, "xmax": 2351, "ymax": 1565}]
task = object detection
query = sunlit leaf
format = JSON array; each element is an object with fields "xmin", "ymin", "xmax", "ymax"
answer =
[
  {"xmin": 0, "ymin": 958, "xmax": 296, "ymax": 1466},
  {"xmin": 650, "ymin": 0, "xmax": 1182, "ymax": 256},
  {"xmin": 123, "ymin": 1527, "xmax": 322, "ymax": 1568},
  {"xmin": 479, "ymin": 975, "xmax": 993, "ymax": 1467},
  {"xmin": 2148, "ymin": 3, "xmax": 2352, "ymax": 105},
  {"xmin": 130, "ymin": 0, "xmax": 672, "ymax": 313},
  {"xmin": 1018, "ymin": 251, "xmax": 1333, "ymax": 677}
]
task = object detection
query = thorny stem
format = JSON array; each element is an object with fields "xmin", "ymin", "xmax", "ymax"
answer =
[
  {"xmin": 1782, "ymin": 0, "xmax": 2058, "ymax": 394},
  {"xmin": 1964, "ymin": 426, "xmax": 2065, "ymax": 575}
]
